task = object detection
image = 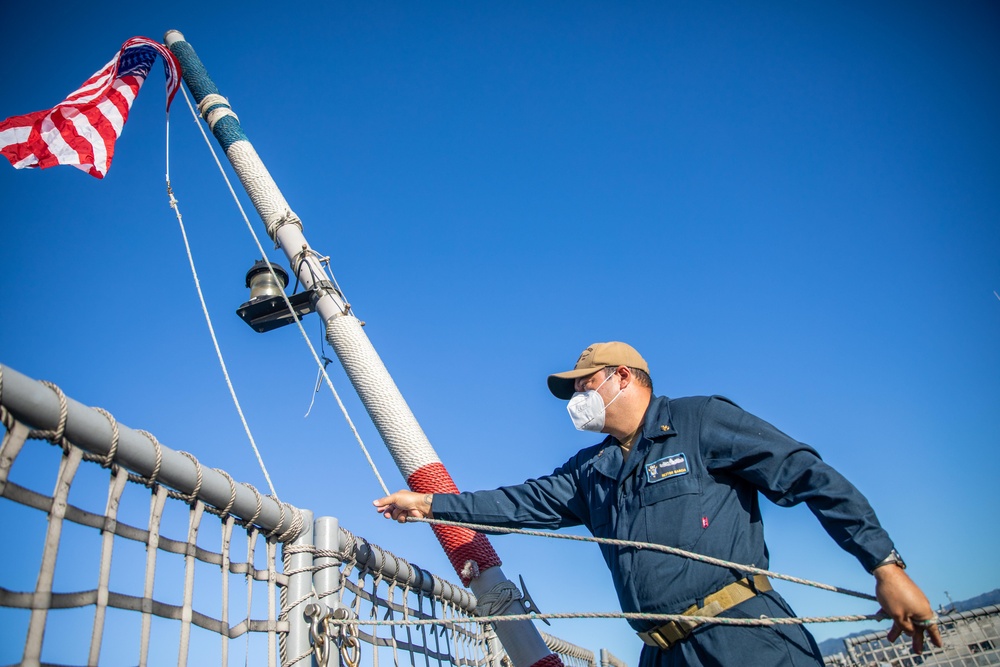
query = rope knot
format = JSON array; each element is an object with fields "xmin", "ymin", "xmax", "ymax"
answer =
[
  {"xmin": 475, "ymin": 579, "xmax": 521, "ymax": 617},
  {"xmin": 460, "ymin": 559, "xmax": 481, "ymax": 583},
  {"xmin": 265, "ymin": 209, "xmax": 303, "ymax": 240}
]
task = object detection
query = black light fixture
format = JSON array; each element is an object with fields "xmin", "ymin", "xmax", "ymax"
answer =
[{"xmin": 237, "ymin": 260, "xmax": 317, "ymax": 333}]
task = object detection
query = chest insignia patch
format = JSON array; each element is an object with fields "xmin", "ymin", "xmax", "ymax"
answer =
[{"xmin": 646, "ymin": 454, "xmax": 689, "ymax": 483}]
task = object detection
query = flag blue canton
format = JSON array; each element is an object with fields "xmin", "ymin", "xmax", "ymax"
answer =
[{"xmin": 118, "ymin": 45, "xmax": 157, "ymax": 79}]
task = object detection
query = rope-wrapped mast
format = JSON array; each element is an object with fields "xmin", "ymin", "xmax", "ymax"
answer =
[{"xmin": 163, "ymin": 31, "xmax": 561, "ymax": 667}]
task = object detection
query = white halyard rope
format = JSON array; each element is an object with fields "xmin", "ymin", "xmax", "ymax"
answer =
[{"xmin": 165, "ymin": 103, "xmax": 279, "ymax": 499}]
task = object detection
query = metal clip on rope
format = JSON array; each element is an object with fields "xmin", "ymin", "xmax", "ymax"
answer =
[
  {"xmin": 305, "ymin": 603, "xmax": 332, "ymax": 667},
  {"xmin": 305, "ymin": 603, "xmax": 361, "ymax": 667},
  {"xmin": 340, "ymin": 621, "xmax": 361, "ymax": 667}
]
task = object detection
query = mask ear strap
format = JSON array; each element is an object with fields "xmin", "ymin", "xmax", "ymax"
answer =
[
  {"xmin": 604, "ymin": 370, "xmax": 629, "ymax": 411},
  {"xmin": 596, "ymin": 368, "xmax": 620, "ymax": 391}
]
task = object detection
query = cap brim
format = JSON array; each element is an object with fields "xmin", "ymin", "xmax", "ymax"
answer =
[{"xmin": 547, "ymin": 367, "xmax": 602, "ymax": 400}]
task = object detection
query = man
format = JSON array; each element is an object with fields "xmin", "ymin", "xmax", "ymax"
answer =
[{"xmin": 375, "ymin": 342, "xmax": 941, "ymax": 666}]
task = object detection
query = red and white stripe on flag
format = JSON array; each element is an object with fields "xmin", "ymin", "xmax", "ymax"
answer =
[{"xmin": 0, "ymin": 37, "xmax": 181, "ymax": 179}]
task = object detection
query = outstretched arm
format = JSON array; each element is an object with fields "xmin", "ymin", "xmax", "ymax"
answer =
[
  {"xmin": 874, "ymin": 563, "xmax": 943, "ymax": 654},
  {"xmin": 374, "ymin": 490, "xmax": 433, "ymax": 523}
]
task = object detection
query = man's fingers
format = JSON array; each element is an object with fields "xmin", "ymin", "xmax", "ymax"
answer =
[
  {"xmin": 374, "ymin": 491, "xmax": 430, "ymax": 522},
  {"xmin": 374, "ymin": 492, "xmax": 411, "ymax": 521},
  {"xmin": 887, "ymin": 622, "xmax": 903, "ymax": 643},
  {"xmin": 912, "ymin": 630, "xmax": 924, "ymax": 655},
  {"xmin": 377, "ymin": 502, "xmax": 416, "ymax": 522},
  {"xmin": 928, "ymin": 623, "xmax": 943, "ymax": 648}
]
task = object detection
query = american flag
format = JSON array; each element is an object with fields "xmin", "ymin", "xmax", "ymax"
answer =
[{"xmin": 0, "ymin": 37, "xmax": 181, "ymax": 179}]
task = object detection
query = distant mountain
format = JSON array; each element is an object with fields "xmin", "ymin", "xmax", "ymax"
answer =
[
  {"xmin": 818, "ymin": 630, "xmax": 879, "ymax": 657},
  {"xmin": 818, "ymin": 589, "xmax": 1000, "ymax": 656},
  {"xmin": 951, "ymin": 589, "xmax": 1000, "ymax": 613}
]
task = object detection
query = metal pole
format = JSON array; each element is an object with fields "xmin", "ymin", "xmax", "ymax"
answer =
[
  {"xmin": 283, "ymin": 510, "xmax": 315, "ymax": 667},
  {"xmin": 164, "ymin": 30, "xmax": 559, "ymax": 667},
  {"xmin": 313, "ymin": 517, "xmax": 342, "ymax": 667},
  {"xmin": 313, "ymin": 517, "xmax": 342, "ymax": 614}
]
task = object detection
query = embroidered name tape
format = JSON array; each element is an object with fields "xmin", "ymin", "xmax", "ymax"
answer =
[{"xmin": 646, "ymin": 453, "xmax": 689, "ymax": 483}]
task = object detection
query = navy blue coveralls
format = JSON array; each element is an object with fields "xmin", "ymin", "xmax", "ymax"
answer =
[{"xmin": 432, "ymin": 395, "xmax": 896, "ymax": 666}]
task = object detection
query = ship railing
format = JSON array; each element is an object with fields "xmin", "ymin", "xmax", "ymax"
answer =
[{"xmin": 0, "ymin": 363, "xmax": 606, "ymax": 667}]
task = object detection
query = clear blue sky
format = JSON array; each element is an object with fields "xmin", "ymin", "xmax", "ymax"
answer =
[{"xmin": 1, "ymin": 2, "xmax": 998, "ymax": 664}]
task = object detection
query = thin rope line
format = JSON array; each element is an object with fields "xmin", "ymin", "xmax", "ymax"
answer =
[
  {"xmin": 178, "ymin": 85, "xmax": 389, "ymax": 496},
  {"xmin": 407, "ymin": 517, "xmax": 877, "ymax": 602},
  {"xmin": 164, "ymin": 107, "xmax": 279, "ymax": 500},
  {"xmin": 324, "ymin": 611, "xmax": 883, "ymax": 628}
]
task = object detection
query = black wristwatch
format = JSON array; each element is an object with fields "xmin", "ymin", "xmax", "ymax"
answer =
[{"xmin": 873, "ymin": 549, "xmax": 907, "ymax": 571}]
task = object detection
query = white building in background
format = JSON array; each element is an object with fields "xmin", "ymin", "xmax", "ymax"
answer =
[{"xmin": 823, "ymin": 605, "xmax": 1000, "ymax": 667}]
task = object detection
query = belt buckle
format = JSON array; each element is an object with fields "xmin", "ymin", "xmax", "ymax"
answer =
[{"xmin": 646, "ymin": 627, "xmax": 674, "ymax": 651}]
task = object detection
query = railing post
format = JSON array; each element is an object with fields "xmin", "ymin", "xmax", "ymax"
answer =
[
  {"xmin": 283, "ymin": 509, "xmax": 315, "ymax": 666},
  {"xmin": 313, "ymin": 516, "xmax": 343, "ymax": 667}
]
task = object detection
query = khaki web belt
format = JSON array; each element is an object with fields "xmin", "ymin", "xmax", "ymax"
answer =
[{"xmin": 638, "ymin": 574, "xmax": 772, "ymax": 651}]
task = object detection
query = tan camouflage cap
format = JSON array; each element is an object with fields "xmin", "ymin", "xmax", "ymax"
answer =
[{"xmin": 547, "ymin": 342, "xmax": 649, "ymax": 400}]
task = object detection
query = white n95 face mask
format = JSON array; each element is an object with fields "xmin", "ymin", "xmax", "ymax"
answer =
[{"xmin": 566, "ymin": 372, "xmax": 622, "ymax": 432}]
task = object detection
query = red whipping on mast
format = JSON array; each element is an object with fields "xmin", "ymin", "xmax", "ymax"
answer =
[{"xmin": 163, "ymin": 30, "xmax": 562, "ymax": 667}]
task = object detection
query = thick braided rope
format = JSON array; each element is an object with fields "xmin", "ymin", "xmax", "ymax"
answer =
[
  {"xmin": 265, "ymin": 496, "xmax": 287, "ymax": 541},
  {"xmin": 213, "ymin": 467, "xmax": 238, "ymax": 517},
  {"xmin": 410, "ymin": 517, "xmax": 877, "ymax": 603},
  {"xmin": 264, "ymin": 497, "xmax": 305, "ymax": 543},
  {"xmin": 178, "ymin": 451, "xmax": 203, "ymax": 503},
  {"xmin": 134, "ymin": 430, "xmax": 164, "ymax": 487},
  {"xmin": 476, "ymin": 580, "xmax": 523, "ymax": 616},
  {"xmin": 29, "ymin": 381, "xmax": 70, "ymax": 451},
  {"xmin": 92, "ymin": 407, "xmax": 120, "ymax": 467},
  {"xmin": 242, "ymin": 482, "xmax": 264, "ymax": 526}
]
